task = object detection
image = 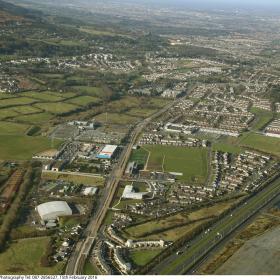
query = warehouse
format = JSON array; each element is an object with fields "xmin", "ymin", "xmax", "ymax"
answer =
[
  {"xmin": 36, "ymin": 201, "xmax": 72, "ymax": 221},
  {"xmin": 96, "ymin": 145, "xmax": 118, "ymax": 159},
  {"xmin": 122, "ymin": 185, "xmax": 148, "ymax": 200}
]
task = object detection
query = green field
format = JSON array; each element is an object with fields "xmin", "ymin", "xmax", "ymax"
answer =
[
  {"xmin": 0, "ymin": 109, "xmax": 19, "ymax": 119},
  {"xmin": 72, "ymin": 86, "xmax": 107, "ymax": 97},
  {"xmin": 0, "ymin": 121, "xmax": 30, "ymax": 135},
  {"xmin": 68, "ymin": 96, "xmax": 101, "ymax": 106},
  {"xmin": 144, "ymin": 145, "xmax": 209, "ymax": 184},
  {"xmin": 124, "ymin": 199, "xmax": 241, "ymax": 241},
  {"xmin": 41, "ymin": 172, "xmax": 104, "ymax": 186},
  {"xmin": 22, "ymin": 91, "xmax": 66, "ymax": 102},
  {"xmin": 212, "ymin": 142, "xmax": 243, "ymax": 154},
  {"xmin": 0, "ymin": 97, "xmax": 37, "ymax": 107},
  {"xmin": 240, "ymin": 133, "xmax": 280, "ymax": 157},
  {"xmin": 0, "ymin": 135, "xmax": 62, "ymax": 160},
  {"xmin": 83, "ymin": 261, "xmax": 100, "ymax": 275},
  {"xmin": 250, "ymin": 107, "xmax": 274, "ymax": 131},
  {"xmin": 0, "ymin": 237, "xmax": 64, "ymax": 274},
  {"xmin": 13, "ymin": 105, "xmax": 43, "ymax": 114},
  {"xmin": 14, "ymin": 112, "xmax": 54, "ymax": 124},
  {"xmin": 35, "ymin": 102, "xmax": 80, "ymax": 114},
  {"xmin": 129, "ymin": 148, "xmax": 149, "ymax": 167},
  {"xmin": 95, "ymin": 112, "xmax": 139, "ymax": 125},
  {"xmin": 130, "ymin": 249, "xmax": 163, "ymax": 267}
]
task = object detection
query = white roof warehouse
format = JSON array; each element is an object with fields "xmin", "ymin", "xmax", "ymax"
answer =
[{"xmin": 36, "ymin": 201, "xmax": 72, "ymax": 221}]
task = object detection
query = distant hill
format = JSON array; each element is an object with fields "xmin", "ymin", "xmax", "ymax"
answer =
[{"xmin": 0, "ymin": 0, "xmax": 42, "ymax": 18}]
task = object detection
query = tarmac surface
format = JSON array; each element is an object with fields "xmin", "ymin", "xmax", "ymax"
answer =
[{"xmin": 216, "ymin": 226, "xmax": 280, "ymax": 275}]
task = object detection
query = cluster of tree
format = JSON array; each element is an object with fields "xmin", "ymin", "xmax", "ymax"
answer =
[
  {"xmin": 40, "ymin": 237, "xmax": 56, "ymax": 267},
  {"xmin": 0, "ymin": 163, "xmax": 41, "ymax": 252}
]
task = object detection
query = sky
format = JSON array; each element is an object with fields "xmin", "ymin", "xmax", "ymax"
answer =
[{"xmin": 127, "ymin": 0, "xmax": 280, "ymax": 10}]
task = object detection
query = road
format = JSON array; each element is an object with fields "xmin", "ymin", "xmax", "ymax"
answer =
[
  {"xmin": 65, "ymin": 95, "xmax": 182, "ymax": 275},
  {"xmin": 150, "ymin": 174, "xmax": 280, "ymax": 275}
]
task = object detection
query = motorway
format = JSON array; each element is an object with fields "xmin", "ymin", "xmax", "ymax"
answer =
[
  {"xmin": 65, "ymin": 96, "xmax": 182, "ymax": 275},
  {"xmin": 150, "ymin": 175, "xmax": 280, "ymax": 275}
]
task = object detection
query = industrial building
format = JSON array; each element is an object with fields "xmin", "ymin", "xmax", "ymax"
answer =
[
  {"xmin": 36, "ymin": 201, "xmax": 72, "ymax": 221},
  {"xmin": 97, "ymin": 145, "xmax": 118, "ymax": 159},
  {"xmin": 122, "ymin": 185, "xmax": 148, "ymax": 200}
]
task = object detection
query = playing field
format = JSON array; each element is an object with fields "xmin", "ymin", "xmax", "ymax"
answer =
[
  {"xmin": 0, "ymin": 237, "xmax": 64, "ymax": 274},
  {"xmin": 0, "ymin": 135, "xmax": 62, "ymax": 160},
  {"xmin": 144, "ymin": 145, "xmax": 209, "ymax": 184}
]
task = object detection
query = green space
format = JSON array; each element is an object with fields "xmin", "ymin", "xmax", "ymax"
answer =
[
  {"xmin": 212, "ymin": 142, "xmax": 243, "ymax": 154},
  {"xmin": 72, "ymin": 86, "xmax": 107, "ymax": 97},
  {"xmin": 130, "ymin": 249, "xmax": 163, "ymax": 267},
  {"xmin": 22, "ymin": 91, "xmax": 66, "ymax": 102},
  {"xmin": 0, "ymin": 97, "xmax": 37, "ymax": 107},
  {"xmin": 41, "ymin": 172, "xmax": 104, "ymax": 186},
  {"xmin": 0, "ymin": 135, "xmax": 62, "ymax": 160},
  {"xmin": 144, "ymin": 145, "xmax": 209, "ymax": 184},
  {"xmin": 0, "ymin": 121, "xmax": 30, "ymax": 135},
  {"xmin": 83, "ymin": 260, "xmax": 100, "ymax": 275},
  {"xmin": 123, "ymin": 199, "xmax": 240, "ymax": 241},
  {"xmin": 13, "ymin": 112, "xmax": 54, "ymax": 124},
  {"xmin": 239, "ymin": 133, "xmax": 280, "ymax": 157},
  {"xmin": 250, "ymin": 107, "xmax": 274, "ymax": 130},
  {"xmin": 0, "ymin": 109, "xmax": 19, "ymax": 119},
  {"xmin": 0, "ymin": 237, "xmax": 64, "ymax": 274},
  {"xmin": 68, "ymin": 96, "xmax": 101, "ymax": 106},
  {"xmin": 129, "ymin": 148, "xmax": 149, "ymax": 167},
  {"xmin": 35, "ymin": 102, "xmax": 80, "ymax": 114},
  {"xmin": 13, "ymin": 105, "xmax": 43, "ymax": 114},
  {"xmin": 95, "ymin": 112, "xmax": 139, "ymax": 125}
]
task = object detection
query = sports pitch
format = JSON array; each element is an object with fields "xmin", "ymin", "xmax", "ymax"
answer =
[{"xmin": 144, "ymin": 145, "xmax": 209, "ymax": 184}]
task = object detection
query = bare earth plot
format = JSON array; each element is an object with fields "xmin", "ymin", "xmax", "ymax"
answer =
[{"xmin": 216, "ymin": 226, "xmax": 280, "ymax": 275}]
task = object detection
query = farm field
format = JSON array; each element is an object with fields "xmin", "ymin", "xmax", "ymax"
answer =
[
  {"xmin": 0, "ymin": 121, "xmax": 30, "ymax": 135},
  {"xmin": 35, "ymin": 102, "xmax": 80, "ymax": 114},
  {"xmin": 0, "ymin": 109, "xmax": 19, "ymax": 119},
  {"xmin": 13, "ymin": 105, "xmax": 43, "ymax": 114},
  {"xmin": 95, "ymin": 112, "xmax": 139, "ymax": 125},
  {"xmin": 72, "ymin": 86, "xmax": 108, "ymax": 97},
  {"xmin": 0, "ymin": 97, "xmax": 37, "ymax": 107},
  {"xmin": 144, "ymin": 145, "xmax": 209, "ymax": 184},
  {"xmin": 239, "ymin": 133, "xmax": 280, "ymax": 157},
  {"xmin": 0, "ymin": 135, "xmax": 62, "ymax": 160},
  {"xmin": 0, "ymin": 237, "xmax": 64, "ymax": 274},
  {"xmin": 22, "ymin": 91, "xmax": 66, "ymax": 102},
  {"xmin": 68, "ymin": 96, "xmax": 101, "ymax": 106},
  {"xmin": 13, "ymin": 112, "xmax": 54, "ymax": 124}
]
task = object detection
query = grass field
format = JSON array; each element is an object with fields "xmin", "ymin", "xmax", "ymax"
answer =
[
  {"xmin": 22, "ymin": 91, "xmax": 65, "ymax": 102},
  {"xmin": 124, "ymin": 199, "xmax": 240, "ymax": 241},
  {"xmin": 41, "ymin": 172, "xmax": 104, "ymax": 186},
  {"xmin": 212, "ymin": 142, "xmax": 243, "ymax": 154},
  {"xmin": 0, "ymin": 135, "xmax": 62, "ymax": 160},
  {"xmin": 0, "ymin": 97, "xmax": 37, "ymax": 107},
  {"xmin": 250, "ymin": 107, "xmax": 274, "ymax": 131},
  {"xmin": 129, "ymin": 148, "xmax": 149, "ymax": 167},
  {"xmin": 144, "ymin": 145, "xmax": 208, "ymax": 184},
  {"xmin": 240, "ymin": 133, "xmax": 280, "ymax": 157},
  {"xmin": 0, "ymin": 121, "xmax": 30, "ymax": 135},
  {"xmin": 83, "ymin": 261, "xmax": 100, "ymax": 275},
  {"xmin": 0, "ymin": 237, "xmax": 64, "ymax": 274},
  {"xmin": 35, "ymin": 102, "xmax": 80, "ymax": 114},
  {"xmin": 14, "ymin": 112, "xmax": 54, "ymax": 124},
  {"xmin": 13, "ymin": 105, "xmax": 43, "ymax": 114},
  {"xmin": 72, "ymin": 86, "xmax": 107, "ymax": 98},
  {"xmin": 0, "ymin": 109, "xmax": 19, "ymax": 119},
  {"xmin": 130, "ymin": 249, "xmax": 163, "ymax": 267},
  {"xmin": 68, "ymin": 96, "xmax": 101, "ymax": 106},
  {"xmin": 95, "ymin": 112, "xmax": 139, "ymax": 125}
]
